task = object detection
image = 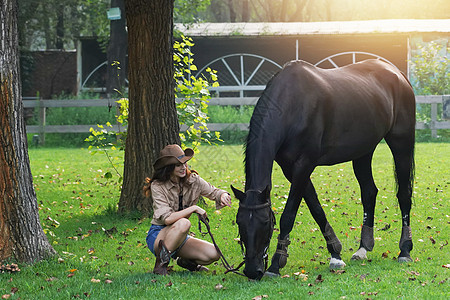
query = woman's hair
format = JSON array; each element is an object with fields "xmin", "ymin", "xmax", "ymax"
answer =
[{"xmin": 143, "ymin": 164, "xmax": 197, "ymax": 198}]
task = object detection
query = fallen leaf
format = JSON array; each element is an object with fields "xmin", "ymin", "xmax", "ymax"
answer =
[
  {"xmin": 2, "ymin": 294, "xmax": 11, "ymax": 299},
  {"xmin": 252, "ymin": 296, "xmax": 261, "ymax": 300},
  {"xmin": 381, "ymin": 251, "xmax": 390, "ymax": 258},
  {"xmin": 46, "ymin": 277, "xmax": 58, "ymax": 282},
  {"xmin": 10, "ymin": 288, "xmax": 17, "ymax": 295},
  {"xmin": 104, "ymin": 279, "xmax": 113, "ymax": 284},
  {"xmin": 67, "ymin": 273, "xmax": 75, "ymax": 278},
  {"xmin": 330, "ymin": 269, "xmax": 346, "ymax": 274},
  {"xmin": 281, "ymin": 274, "xmax": 290, "ymax": 278},
  {"xmin": 215, "ymin": 284, "xmax": 224, "ymax": 290},
  {"xmin": 91, "ymin": 278, "xmax": 100, "ymax": 283},
  {"xmin": 442, "ymin": 264, "xmax": 450, "ymax": 268},
  {"xmin": 379, "ymin": 223, "xmax": 391, "ymax": 231},
  {"xmin": 315, "ymin": 274, "xmax": 324, "ymax": 283},
  {"xmin": 165, "ymin": 281, "xmax": 173, "ymax": 287}
]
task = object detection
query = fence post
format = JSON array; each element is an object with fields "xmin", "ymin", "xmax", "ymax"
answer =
[
  {"xmin": 38, "ymin": 96, "xmax": 46, "ymax": 145},
  {"xmin": 430, "ymin": 100, "xmax": 438, "ymax": 138}
]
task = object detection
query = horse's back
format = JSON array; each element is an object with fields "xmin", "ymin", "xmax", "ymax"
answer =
[{"xmin": 262, "ymin": 59, "xmax": 415, "ymax": 165}]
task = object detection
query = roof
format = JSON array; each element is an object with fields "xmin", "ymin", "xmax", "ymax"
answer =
[{"xmin": 175, "ymin": 19, "xmax": 450, "ymax": 37}]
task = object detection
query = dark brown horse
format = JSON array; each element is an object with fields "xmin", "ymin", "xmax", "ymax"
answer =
[{"xmin": 231, "ymin": 59, "xmax": 415, "ymax": 280}]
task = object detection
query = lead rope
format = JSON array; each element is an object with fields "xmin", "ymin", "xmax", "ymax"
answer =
[{"xmin": 198, "ymin": 214, "xmax": 246, "ymax": 277}]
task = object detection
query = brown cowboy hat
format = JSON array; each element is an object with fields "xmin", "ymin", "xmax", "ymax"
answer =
[{"xmin": 153, "ymin": 144, "xmax": 194, "ymax": 170}]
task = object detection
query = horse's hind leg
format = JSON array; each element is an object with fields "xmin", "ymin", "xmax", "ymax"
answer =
[
  {"xmin": 385, "ymin": 136, "xmax": 415, "ymax": 262},
  {"xmin": 351, "ymin": 152, "xmax": 378, "ymax": 261}
]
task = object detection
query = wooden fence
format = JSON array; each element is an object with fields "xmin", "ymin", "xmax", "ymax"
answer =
[{"xmin": 24, "ymin": 95, "xmax": 450, "ymax": 143}]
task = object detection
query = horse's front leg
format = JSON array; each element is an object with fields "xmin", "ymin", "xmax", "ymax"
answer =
[
  {"xmin": 302, "ymin": 179, "xmax": 345, "ymax": 269},
  {"xmin": 266, "ymin": 162, "xmax": 315, "ymax": 277},
  {"xmin": 265, "ymin": 182, "xmax": 303, "ymax": 277}
]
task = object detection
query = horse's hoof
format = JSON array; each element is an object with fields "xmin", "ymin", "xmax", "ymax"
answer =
[
  {"xmin": 329, "ymin": 257, "xmax": 346, "ymax": 269},
  {"xmin": 264, "ymin": 271, "xmax": 280, "ymax": 277},
  {"xmin": 398, "ymin": 256, "xmax": 412, "ymax": 263},
  {"xmin": 351, "ymin": 248, "xmax": 367, "ymax": 260}
]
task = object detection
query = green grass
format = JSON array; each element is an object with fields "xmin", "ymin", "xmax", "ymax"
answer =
[{"xmin": 1, "ymin": 143, "xmax": 449, "ymax": 299}]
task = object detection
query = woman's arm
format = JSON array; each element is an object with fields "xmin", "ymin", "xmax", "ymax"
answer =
[{"xmin": 164, "ymin": 205, "xmax": 206, "ymax": 225}]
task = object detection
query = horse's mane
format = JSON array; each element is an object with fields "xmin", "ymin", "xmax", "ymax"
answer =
[{"xmin": 243, "ymin": 70, "xmax": 281, "ymax": 176}]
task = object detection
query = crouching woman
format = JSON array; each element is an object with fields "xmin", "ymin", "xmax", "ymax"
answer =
[{"xmin": 144, "ymin": 144, "xmax": 231, "ymax": 275}]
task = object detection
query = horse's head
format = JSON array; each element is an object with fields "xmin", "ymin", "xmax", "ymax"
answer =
[{"xmin": 231, "ymin": 185, "xmax": 275, "ymax": 280}]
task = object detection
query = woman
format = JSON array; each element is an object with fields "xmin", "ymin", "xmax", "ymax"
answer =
[{"xmin": 144, "ymin": 144, "xmax": 232, "ymax": 275}]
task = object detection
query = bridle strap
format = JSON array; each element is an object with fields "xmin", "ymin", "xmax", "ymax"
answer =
[
  {"xmin": 237, "ymin": 200, "xmax": 275, "ymax": 273},
  {"xmin": 239, "ymin": 201, "xmax": 271, "ymax": 210},
  {"xmin": 198, "ymin": 214, "xmax": 246, "ymax": 277}
]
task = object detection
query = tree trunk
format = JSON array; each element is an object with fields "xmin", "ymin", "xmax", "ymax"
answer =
[
  {"xmin": 241, "ymin": 0, "xmax": 249, "ymax": 22},
  {"xmin": 228, "ymin": 0, "xmax": 236, "ymax": 22},
  {"xmin": 118, "ymin": 0, "xmax": 180, "ymax": 214},
  {"xmin": 0, "ymin": 0, "xmax": 56, "ymax": 263},
  {"xmin": 106, "ymin": 0, "xmax": 128, "ymax": 96},
  {"xmin": 55, "ymin": 3, "xmax": 64, "ymax": 50}
]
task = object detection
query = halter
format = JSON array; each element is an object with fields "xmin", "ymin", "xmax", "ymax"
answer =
[{"xmin": 238, "ymin": 198, "xmax": 276, "ymax": 273}]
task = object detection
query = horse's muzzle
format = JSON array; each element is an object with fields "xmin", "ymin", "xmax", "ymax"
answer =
[{"xmin": 244, "ymin": 258, "xmax": 265, "ymax": 280}]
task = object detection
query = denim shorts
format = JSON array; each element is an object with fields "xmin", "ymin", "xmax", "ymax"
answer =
[{"xmin": 146, "ymin": 224, "xmax": 190, "ymax": 257}]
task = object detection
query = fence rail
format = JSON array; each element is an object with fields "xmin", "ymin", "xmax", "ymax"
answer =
[{"xmin": 24, "ymin": 95, "xmax": 450, "ymax": 143}]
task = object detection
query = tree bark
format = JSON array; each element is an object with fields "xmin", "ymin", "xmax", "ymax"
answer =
[
  {"xmin": 241, "ymin": 0, "xmax": 249, "ymax": 22},
  {"xmin": 106, "ymin": 0, "xmax": 128, "ymax": 96},
  {"xmin": 228, "ymin": 0, "xmax": 236, "ymax": 22},
  {"xmin": 118, "ymin": 0, "xmax": 180, "ymax": 214},
  {"xmin": 0, "ymin": 0, "xmax": 56, "ymax": 263}
]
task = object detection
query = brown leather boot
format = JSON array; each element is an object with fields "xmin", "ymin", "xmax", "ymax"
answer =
[
  {"xmin": 177, "ymin": 257, "xmax": 209, "ymax": 272},
  {"xmin": 153, "ymin": 240, "xmax": 171, "ymax": 275}
]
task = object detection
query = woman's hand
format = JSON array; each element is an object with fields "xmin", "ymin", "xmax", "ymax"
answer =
[
  {"xmin": 192, "ymin": 205, "xmax": 206, "ymax": 216},
  {"xmin": 220, "ymin": 192, "xmax": 232, "ymax": 208}
]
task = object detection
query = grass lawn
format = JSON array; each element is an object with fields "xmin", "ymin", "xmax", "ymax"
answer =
[{"xmin": 1, "ymin": 143, "xmax": 449, "ymax": 299}]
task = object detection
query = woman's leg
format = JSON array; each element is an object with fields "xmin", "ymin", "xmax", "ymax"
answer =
[
  {"xmin": 154, "ymin": 218, "xmax": 191, "ymax": 253},
  {"xmin": 177, "ymin": 237, "xmax": 220, "ymax": 265}
]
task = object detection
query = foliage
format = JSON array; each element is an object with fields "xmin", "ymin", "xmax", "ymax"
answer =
[
  {"xmin": 410, "ymin": 41, "xmax": 449, "ymax": 96},
  {"xmin": 18, "ymin": 0, "xmax": 212, "ymax": 51},
  {"xmin": 174, "ymin": 35, "xmax": 221, "ymax": 149},
  {"xmin": 2, "ymin": 144, "xmax": 448, "ymax": 298},
  {"xmin": 201, "ymin": 0, "xmax": 449, "ymax": 23},
  {"xmin": 18, "ymin": 0, "xmax": 110, "ymax": 50},
  {"xmin": 174, "ymin": 0, "xmax": 211, "ymax": 23},
  {"xmin": 85, "ymin": 37, "xmax": 221, "ymax": 181},
  {"xmin": 410, "ymin": 41, "xmax": 449, "ymax": 138}
]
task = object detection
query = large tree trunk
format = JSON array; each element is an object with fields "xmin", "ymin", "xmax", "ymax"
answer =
[
  {"xmin": 0, "ymin": 0, "xmax": 56, "ymax": 263},
  {"xmin": 118, "ymin": 0, "xmax": 180, "ymax": 214},
  {"xmin": 106, "ymin": 0, "xmax": 128, "ymax": 96}
]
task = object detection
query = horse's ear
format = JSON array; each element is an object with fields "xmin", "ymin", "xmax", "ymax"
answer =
[{"xmin": 231, "ymin": 185, "xmax": 245, "ymax": 202}]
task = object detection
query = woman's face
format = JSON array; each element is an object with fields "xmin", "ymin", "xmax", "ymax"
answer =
[{"xmin": 172, "ymin": 163, "xmax": 187, "ymax": 179}]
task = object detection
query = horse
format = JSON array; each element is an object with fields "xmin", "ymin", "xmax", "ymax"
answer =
[{"xmin": 231, "ymin": 59, "xmax": 416, "ymax": 280}]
